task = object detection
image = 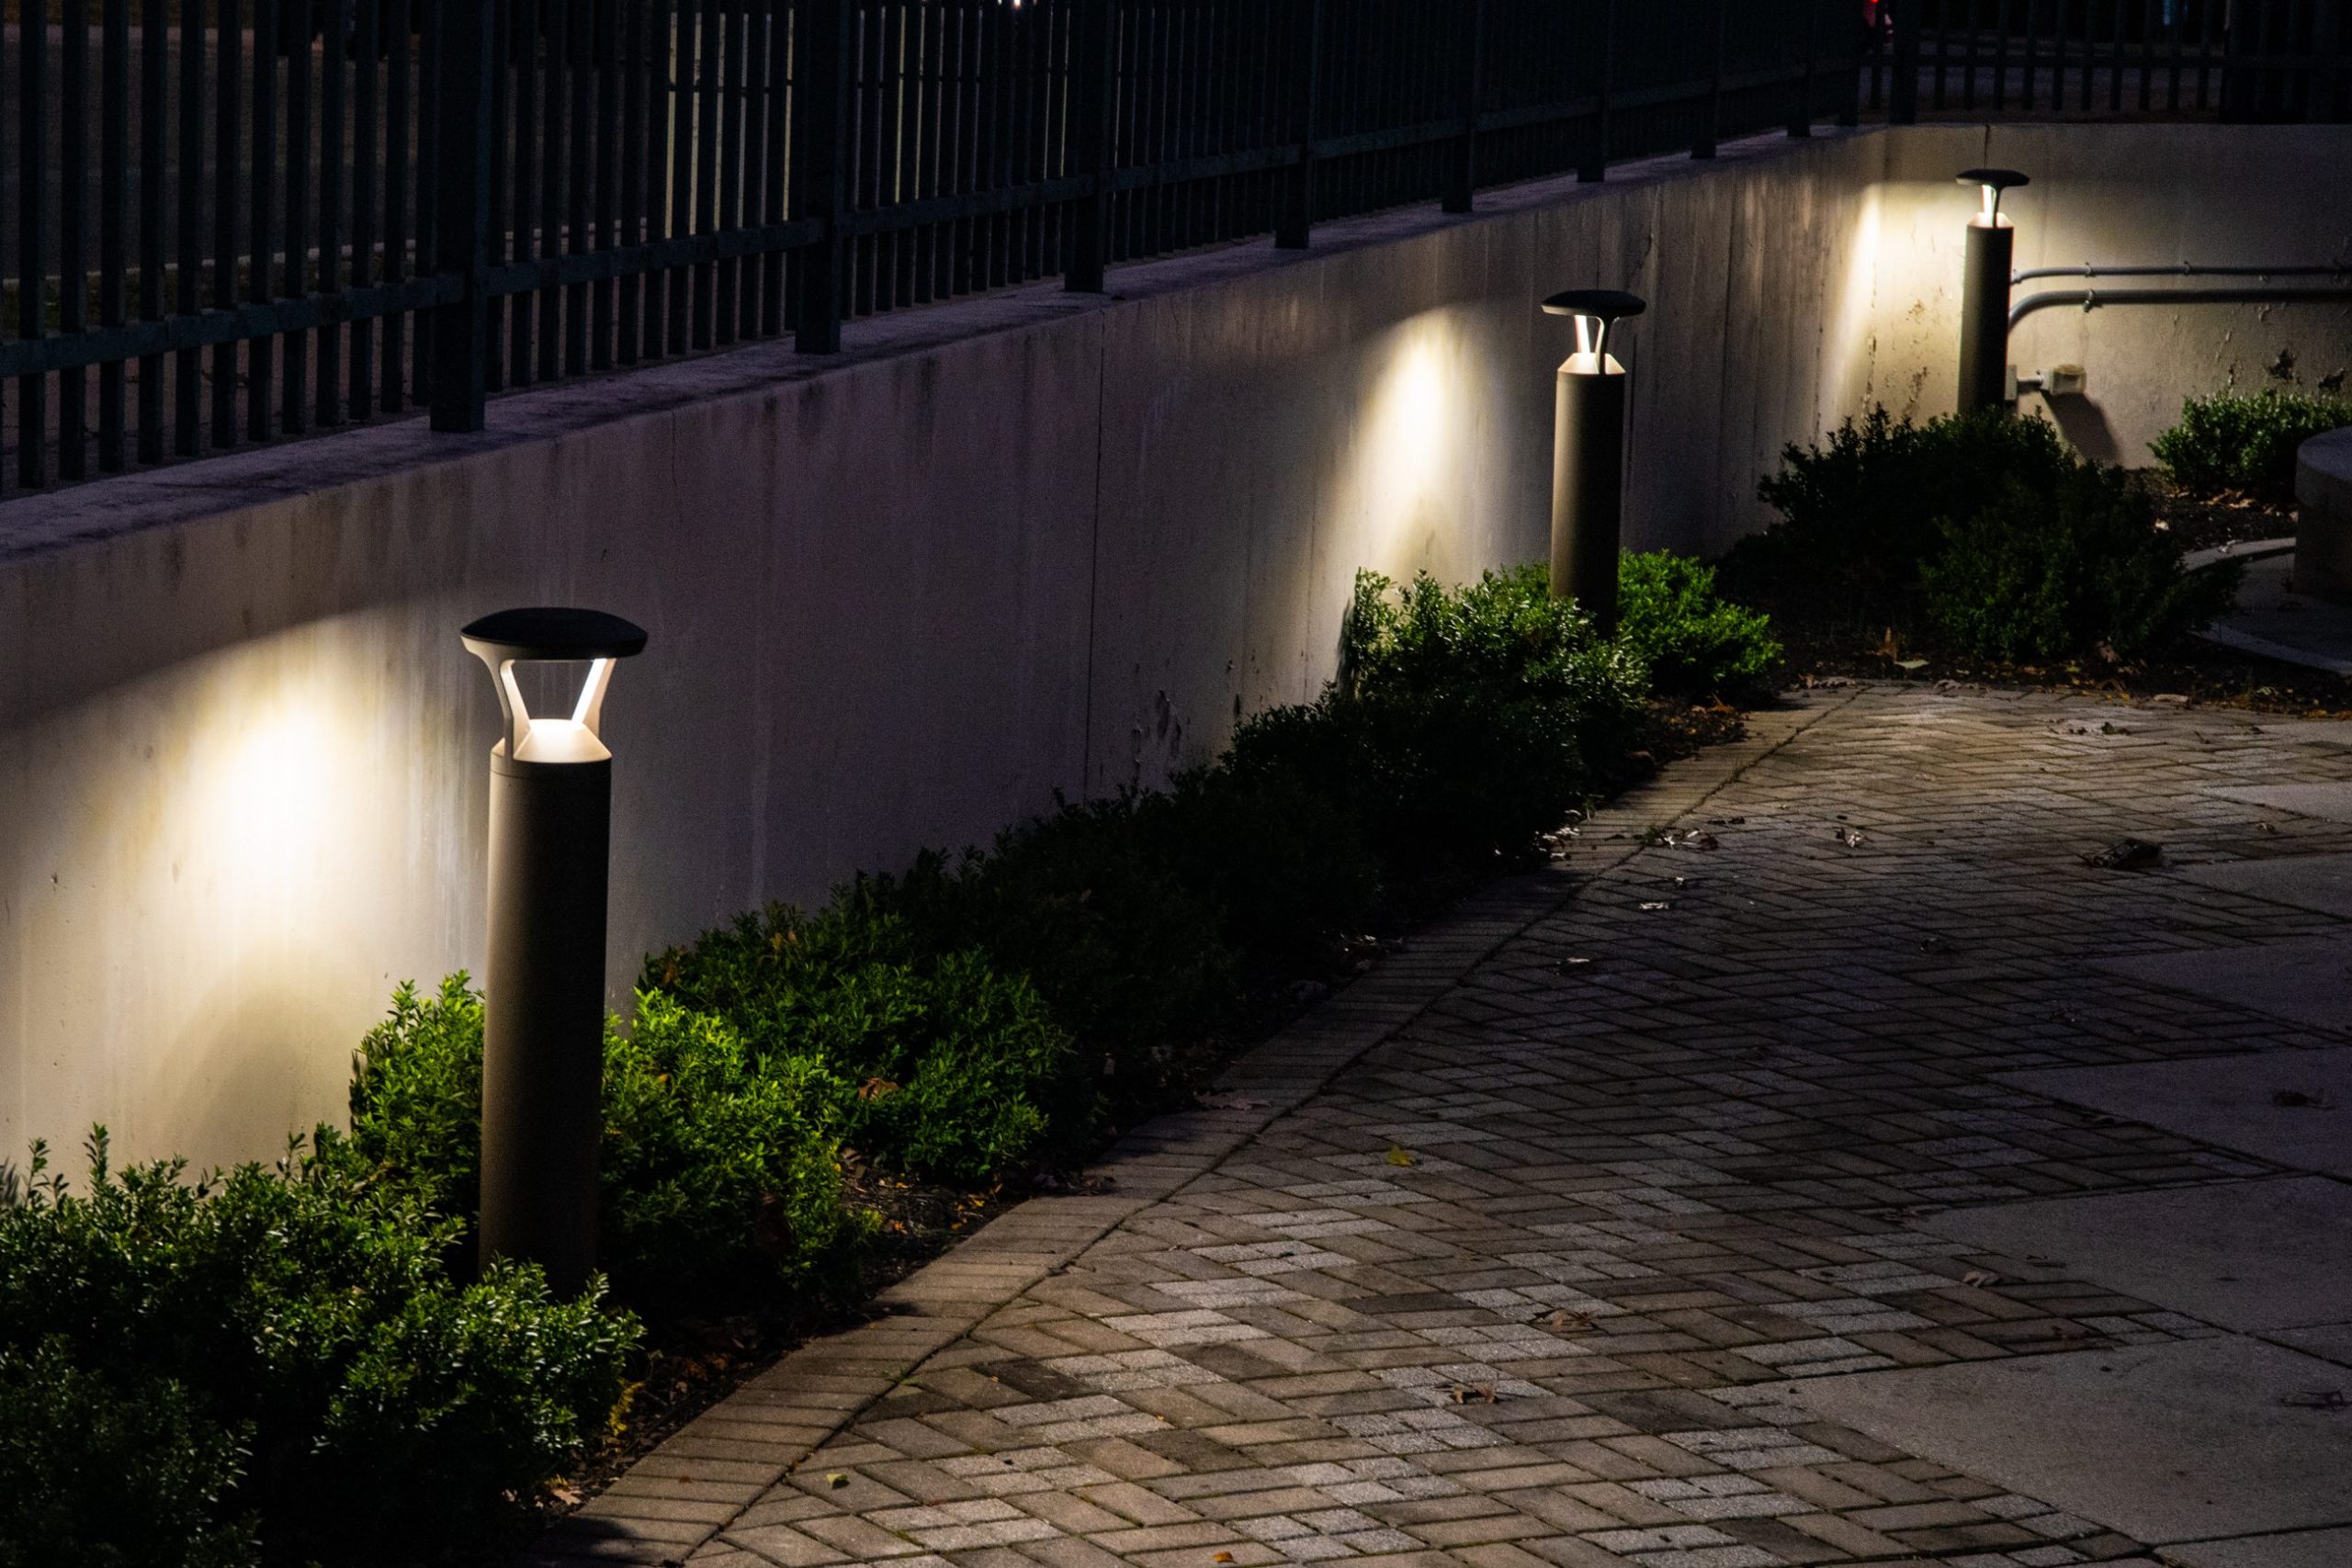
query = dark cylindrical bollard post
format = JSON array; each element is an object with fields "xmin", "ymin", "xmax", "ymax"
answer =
[
  {"xmin": 462, "ymin": 607, "xmax": 648, "ymax": 1294},
  {"xmin": 1955, "ymin": 167, "xmax": 2030, "ymax": 414},
  {"xmin": 1542, "ymin": 289, "xmax": 1645, "ymax": 636}
]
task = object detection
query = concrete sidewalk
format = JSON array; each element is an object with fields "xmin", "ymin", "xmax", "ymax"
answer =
[{"xmin": 534, "ymin": 683, "xmax": 2352, "ymax": 1568}]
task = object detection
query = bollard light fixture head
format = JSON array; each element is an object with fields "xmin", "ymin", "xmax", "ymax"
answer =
[
  {"xmin": 1542, "ymin": 288, "xmax": 1646, "ymax": 364},
  {"xmin": 1957, "ymin": 167, "xmax": 2030, "ymax": 229},
  {"xmin": 462, "ymin": 606, "xmax": 648, "ymax": 766}
]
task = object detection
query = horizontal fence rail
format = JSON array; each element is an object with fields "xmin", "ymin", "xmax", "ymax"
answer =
[
  {"xmin": 1870, "ymin": 0, "xmax": 2348, "ymax": 121},
  {"xmin": 0, "ymin": 0, "xmax": 2341, "ymax": 495}
]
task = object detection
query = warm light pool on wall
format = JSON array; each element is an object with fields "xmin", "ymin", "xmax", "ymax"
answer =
[
  {"xmin": 461, "ymin": 606, "xmax": 648, "ymax": 1294},
  {"xmin": 1541, "ymin": 288, "xmax": 1645, "ymax": 635}
]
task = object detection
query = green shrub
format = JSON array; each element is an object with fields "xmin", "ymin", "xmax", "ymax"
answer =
[
  {"xmin": 0, "ymin": 1134, "xmax": 633, "ymax": 1563},
  {"xmin": 859, "ymin": 802, "xmax": 1243, "ymax": 1066},
  {"xmin": 0, "ymin": 1337, "xmax": 255, "ymax": 1568},
  {"xmin": 1616, "ymin": 550, "xmax": 1782, "ymax": 698},
  {"xmin": 347, "ymin": 977, "xmax": 869, "ymax": 1312},
  {"xmin": 2152, "ymin": 387, "xmax": 2352, "ymax": 502},
  {"xmin": 646, "ymin": 911, "xmax": 1092, "ymax": 1184},
  {"xmin": 596, "ymin": 994, "xmax": 868, "ymax": 1314},
  {"xmin": 1152, "ymin": 761, "xmax": 1383, "ymax": 976},
  {"xmin": 346, "ymin": 975, "xmax": 487, "ymax": 1229},
  {"xmin": 1733, "ymin": 406, "xmax": 2075, "ymax": 623},
  {"xmin": 1227, "ymin": 566, "xmax": 1643, "ymax": 897},
  {"xmin": 1923, "ymin": 464, "xmax": 2245, "ymax": 663}
]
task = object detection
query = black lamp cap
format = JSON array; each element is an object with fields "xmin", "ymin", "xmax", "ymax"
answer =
[
  {"xmin": 1543, "ymin": 288, "xmax": 1647, "ymax": 321},
  {"xmin": 1957, "ymin": 167, "xmax": 2030, "ymax": 190},
  {"xmin": 461, "ymin": 606, "xmax": 649, "ymax": 661}
]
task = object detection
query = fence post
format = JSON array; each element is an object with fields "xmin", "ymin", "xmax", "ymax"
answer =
[
  {"xmin": 1274, "ymin": 0, "xmax": 1323, "ymax": 249},
  {"xmin": 1442, "ymin": 0, "xmax": 1485, "ymax": 214},
  {"xmin": 792, "ymin": 0, "xmax": 854, "ymax": 352},
  {"xmin": 426, "ymin": 0, "xmax": 496, "ymax": 432},
  {"xmin": 2311, "ymin": 0, "xmax": 2345, "ymax": 123},
  {"xmin": 1580, "ymin": 0, "xmax": 1615, "ymax": 182},
  {"xmin": 1791, "ymin": 0, "xmax": 1819, "ymax": 136},
  {"xmin": 1890, "ymin": 0, "xmax": 1921, "ymax": 124},
  {"xmin": 1067, "ymin": 0, "xmax": 1116, "ymax": 290},
  {"xmin": 1693, "ymin": 0, "xmax": 1724, "ymax": 156}
]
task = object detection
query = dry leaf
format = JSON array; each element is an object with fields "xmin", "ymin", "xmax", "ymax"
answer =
[
  {"xmin": 1541, "ymin": 1308, "xmax": 1592, "ymax": 1332},
  {"xmin": 1385, "ymin": 1145, "xmax": 1418, "ymax": 1168},
  {"xmin": 827, "ymin": 1472, "xmax": 851, "ymax": 1489},
  {"xmin": 2274, "ymin": 1089, "xmax": 2334, "ymax": 1109},
  {"xmin": 1962, "ymin": 1269, "xmax": 2001, "ymax": 1289},
  {"xmin": 1639, "ymin": 900, "xmax": 1670, "ymax": 912},
  {"xmin": 857, "ymin": 1077, "xmax": 900, "ymax": 1101},
  {"xmin": 1213, "ymin": 1554, "xmax": 1237, "ymax": 1563}
]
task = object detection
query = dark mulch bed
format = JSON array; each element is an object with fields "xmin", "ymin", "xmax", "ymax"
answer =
[{"xmin": 2149, "ymin": 478, "xmax": 2298, "ymax": 555}]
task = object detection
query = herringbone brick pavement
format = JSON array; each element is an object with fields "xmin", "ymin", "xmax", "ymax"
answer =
[{"xmin": 539, "ymin": 684, "xmax": 2352, "ymax": 1568}]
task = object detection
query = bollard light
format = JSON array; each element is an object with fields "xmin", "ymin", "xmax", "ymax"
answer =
[
  {"xmin": 1542, "ymin": 288, "xmax": 1645, "ymax": 635},
  {"xmin": 1956, "ymin": 166, "xmax": 2030, "ymax": 413},
  {"xmin": 461, "ymin": 606, "xmax": 648, "ymax": 1293}
]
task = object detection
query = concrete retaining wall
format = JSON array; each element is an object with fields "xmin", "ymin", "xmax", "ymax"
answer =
[{"xmin": 5, "ymin": 122, "xmax": 2349, "ymax": 1172}]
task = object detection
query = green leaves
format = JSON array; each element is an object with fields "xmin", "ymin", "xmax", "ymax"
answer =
[
  {"xmin": 0, "ymin": 1137, "xmax": 635, "ymax": 1563},
  {"xmin": 2152, "ymin": 387, "xmax": 2352, "ymax": 502},
  {"xmin": 1615, "ymin": 551, "xmax": 1782, "ymax": 700},
  {"xmin": 1923, "ymin": 465, "xmax": 2243, "ymax": 663}
]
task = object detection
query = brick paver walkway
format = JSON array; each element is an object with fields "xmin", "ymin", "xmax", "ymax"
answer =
[{"xmin": 541, "ymin": 684, "xmax": 2352, "ymax": 1568}]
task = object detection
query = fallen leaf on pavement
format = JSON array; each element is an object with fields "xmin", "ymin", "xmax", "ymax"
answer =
[
  {"xmin": 827, "ymin": 1472, "xmax": 851, "ymax": 1489},
  {"xmin": 1385, "ymin": 1145, "xmax": 1417, "ymax": 1168},
  {"xmin": 1962, "ymin": 1269, "xmax": 2001, "ymax": 1289},
  {"xmin": 2283, "ymin": 1389, "xmax": 2346, "ymax": 1411}
]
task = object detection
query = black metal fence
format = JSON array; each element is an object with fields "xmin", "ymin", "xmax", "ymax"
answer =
[
  {"xmin": 0, "ymin": 0, "xmax": 2340, "ymax": 496},
  {"xmin": 1871, "ymin": 0, "xmax": 2347, "ymax": 121}
]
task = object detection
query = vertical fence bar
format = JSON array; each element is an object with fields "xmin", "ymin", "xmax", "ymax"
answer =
[
  {"xmin": 594, "ymin": 0, "xmax": 623, "ymax": 363},
  {"xmin": 664, "ymin": 0, "xmax": 695, "ymax": 352},
  {"xmin": 2312, "ymin": 0, "xmax": 2345, "ymax": 119},
  {"xmin": 1442, "ymin": 0, "xmax": 1484, "ymax": 210},
  {"xmin": 565, "ymin": 0, "xmax": 592, "ymax": 371},
  {"xmin": 249, "ymin": 0, "xmax": 277, "ymax": 440},
  {"xmin": 791, "ymin": 0, "xmax": 850, "ymax": 350},
  {"xmin": 1693, "ymin": 0, "xmax": 1724, "ymax": 156},
  {"xmin": 1583, "ymin": 0, "xmax": 1615, "ymax": 178},
  {"xmin": 61, "ymin": 0, "xmax": 89, "ymax": 479},
  {"xmin": 1792, "ymin": 0, "xmax": 1820, "ymax": 133},
  {"xmin": 137, "ymin": 0, "xmax": 164, "ymax": 462},
  {"xmin": 284, "ymin": 0, "xmax": 312, "ymax": 433},
  {"xmin": 760, "ymin": 0, "xmax": 787, "ymax": 333},
  {"xmin": 1890, "ymin": 0, "xmax": 1921, "ymax": 120},
  {"xmin": 618, "ymin": 0, "xmax": 648, "ymax": 358},
  {"xmin": 210, "ymin": 0, "xmax": 239, "ymax": 446},
  {"xmin": 1065, "ymin": 0, "xmax": 1112, "ymax": 289},
  {"xmin": 429, "ymin": 0, "xmax": 496, "ymax": 428},
  {"xmin": 352, "ymin": 0, "xmax": 381, "ymax": 417},
  {"xmin": 508, "ymin": 0, "xmax": 537, "ymax": 379},
  {"xmin": 691, "ymin": 0, "xmax": 718, "ymax": 344},
  {"xmin": 1272, "ymin": 0, "xmax": 1318, "ymax": 247},
  {"xmin": 380, "ymin": 0, "xmax": 409, "ymax": 411},
  {"xmin": 715, "ymin": 0, "xmax": 745, "ymax": 341},
  {"xmin": 18, "ymin": 0, "xmax": 47, "ymax": 489},
  {"xmin": 320, "ymin": 0, "xmax": 348, "ymax": 424},
  {"xmin": 538, "ymin": 0, "xmax": 566, "ymax": 378},
  {"xmin": 173, "ymin": 0, "xmax": 202, "ymax": 453},
  {"xmin": 98, "ymin": 0, "xmax": 129, "ymax": 470}
]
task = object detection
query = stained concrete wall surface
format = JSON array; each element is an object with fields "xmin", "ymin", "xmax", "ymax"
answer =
[{"xmin": 3, "ymin": 123, "xmax": 2348, "ymax": 1172}]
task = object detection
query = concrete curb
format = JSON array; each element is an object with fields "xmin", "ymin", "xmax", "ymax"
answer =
[{"xmin": 519, "ymin": 693, "xmax": 1851, "ymax": 1566}]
